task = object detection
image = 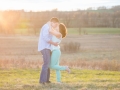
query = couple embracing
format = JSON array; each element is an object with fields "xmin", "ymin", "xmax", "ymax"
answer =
[{"xmin": 38, "ymin": 17, "xmax": 70, "ymax": 85}]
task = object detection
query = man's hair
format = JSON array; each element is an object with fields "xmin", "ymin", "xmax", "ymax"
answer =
[
  {"xmin": 50, "ymin": 17, "xmax": 59, "ymax": 23},
  {"xmin": 59, "ymin": 23, "xmax": 67, "ymax": 38}
]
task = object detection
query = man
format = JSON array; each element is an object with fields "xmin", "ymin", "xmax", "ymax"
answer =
[{"xmin": 38, "ymin": 17, "xmax": 59, "ymax": 85}]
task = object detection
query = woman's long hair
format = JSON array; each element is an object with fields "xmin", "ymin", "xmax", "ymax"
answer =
[{"xmin": 59, "ymin": 23, "xmax": 67, "ymax": 38}]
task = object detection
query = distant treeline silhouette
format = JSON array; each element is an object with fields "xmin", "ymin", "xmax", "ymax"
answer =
[{"xmin": 0, "ymin": 5, "xmax": 120, "ymax": 34}]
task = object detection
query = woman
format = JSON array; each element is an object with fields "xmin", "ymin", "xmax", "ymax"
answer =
[{"xmin": 49, "ymin": 23, "xmax": 70, "ymax": 83}]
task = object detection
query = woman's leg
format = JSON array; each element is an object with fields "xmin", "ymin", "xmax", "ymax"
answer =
[
  {"xmin": 50, "ymin": 49, "xmax": 66, "ymax": 70},
  {"xmin": 56, "ymin": 70, "xmax": 61, "ymax": 82},
  {"xmin": 50, "ymin": 49, "xmax": 66, "ymax": 82},
  {"xmin": 55, "ymin": 51, "xmax": 61, "ymax": 82}
]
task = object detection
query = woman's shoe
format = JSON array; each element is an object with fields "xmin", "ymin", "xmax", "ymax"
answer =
[
  {"xmin": 66, "ymin": 66, "xmax": 70, "ymax": 73},
  {"xmin": 57, "ymin": 82, "xmax": 62, "ymax": 84}
]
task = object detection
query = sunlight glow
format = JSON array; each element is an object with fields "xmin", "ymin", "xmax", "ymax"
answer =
[{"xmin": 0, "ymin": 0, "xmax": 120, "ymax": 11}]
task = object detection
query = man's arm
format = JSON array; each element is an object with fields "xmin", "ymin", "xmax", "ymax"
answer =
[
  {"xmin": 42, "ymin": 25, "xmax": 51, "ymax": 42},
  {"xmin": 42, "ymin": 24, "xmax": 58, "ymax": 46}
]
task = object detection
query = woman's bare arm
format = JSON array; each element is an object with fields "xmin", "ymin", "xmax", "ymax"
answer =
[{"xmin": 49, "ymin": 29, "xmax": 61, "ymax": 38}]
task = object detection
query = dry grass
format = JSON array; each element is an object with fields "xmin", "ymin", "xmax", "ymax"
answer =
[
  {"xmin": 0, "ymin": 59, "xmax": 120, "ymax": 71},
  {"xmin": 61, "ymin": 59, "xmax": 120, "ymax": 71},
  {"xmin": 0, "ymin": 59, "xmax": 42, "ymax": 69},
  {"xmin": 0, "ymin": 35, "xmax": 120, "ymax": 71}
]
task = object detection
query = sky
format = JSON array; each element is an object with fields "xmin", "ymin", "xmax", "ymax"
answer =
[{"xmin": 0, "ymin": 0, "xmax": 120, "ymax": 11}]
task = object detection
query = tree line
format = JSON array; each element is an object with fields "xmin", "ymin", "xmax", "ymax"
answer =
[{"xmin": 0, "ymin": 5, "xmax": 120, "ymax": 35}]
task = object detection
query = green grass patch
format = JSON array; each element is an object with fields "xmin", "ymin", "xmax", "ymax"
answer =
[
  {"xmin": 14, "ymin": 28, "xmax": 120, "ymax": 35},
  {"xmin": 0, "ymin": 69, "xmax": 120, "ymax": 90},
  {"xmin": 68, "ymin": 28, "xmax": 120, "ymax": 35}
]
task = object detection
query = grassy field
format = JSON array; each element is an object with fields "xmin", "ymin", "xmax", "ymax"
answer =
[
  {"xmin": 0, "ymin": 28, "xmax": 120, "ymax": 90},
  {"xmin": 68, "ymin": 28, "xmax": 120, "ymax": 35},
  {"xmin": 0, "ymin": 69, "xmax": 120, "ymax": 90}
]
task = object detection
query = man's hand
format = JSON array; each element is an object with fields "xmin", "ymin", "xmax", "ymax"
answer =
[
  {"xmin": 53, "ymin": 42, "xmax": 59, "ymax": 46},
  {"xmin": 48, "ymin": 40, "xmax": 59, "ymax": 46}
]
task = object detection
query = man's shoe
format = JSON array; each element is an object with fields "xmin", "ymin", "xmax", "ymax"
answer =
[
  {"xmin": 40, "ymin": 82, "xmax": 45, "ymax": 85},
  {"xmin": 46, "ymin": 81, "xmax": 51, "ymax": 84}
]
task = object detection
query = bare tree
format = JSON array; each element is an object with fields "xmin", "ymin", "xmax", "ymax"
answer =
[
  {"xmin": 111, "ymin": 12, "xmax": 120, "ymax": 28},
  {"xmin": 63, "ymin": 12, "xmax": 72, "ymax": 27}
]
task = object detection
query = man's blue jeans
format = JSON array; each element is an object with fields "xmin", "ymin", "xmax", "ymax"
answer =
[{"xmin": 39, "ymin": 49, "xmax": 51, "ymax": 83}]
